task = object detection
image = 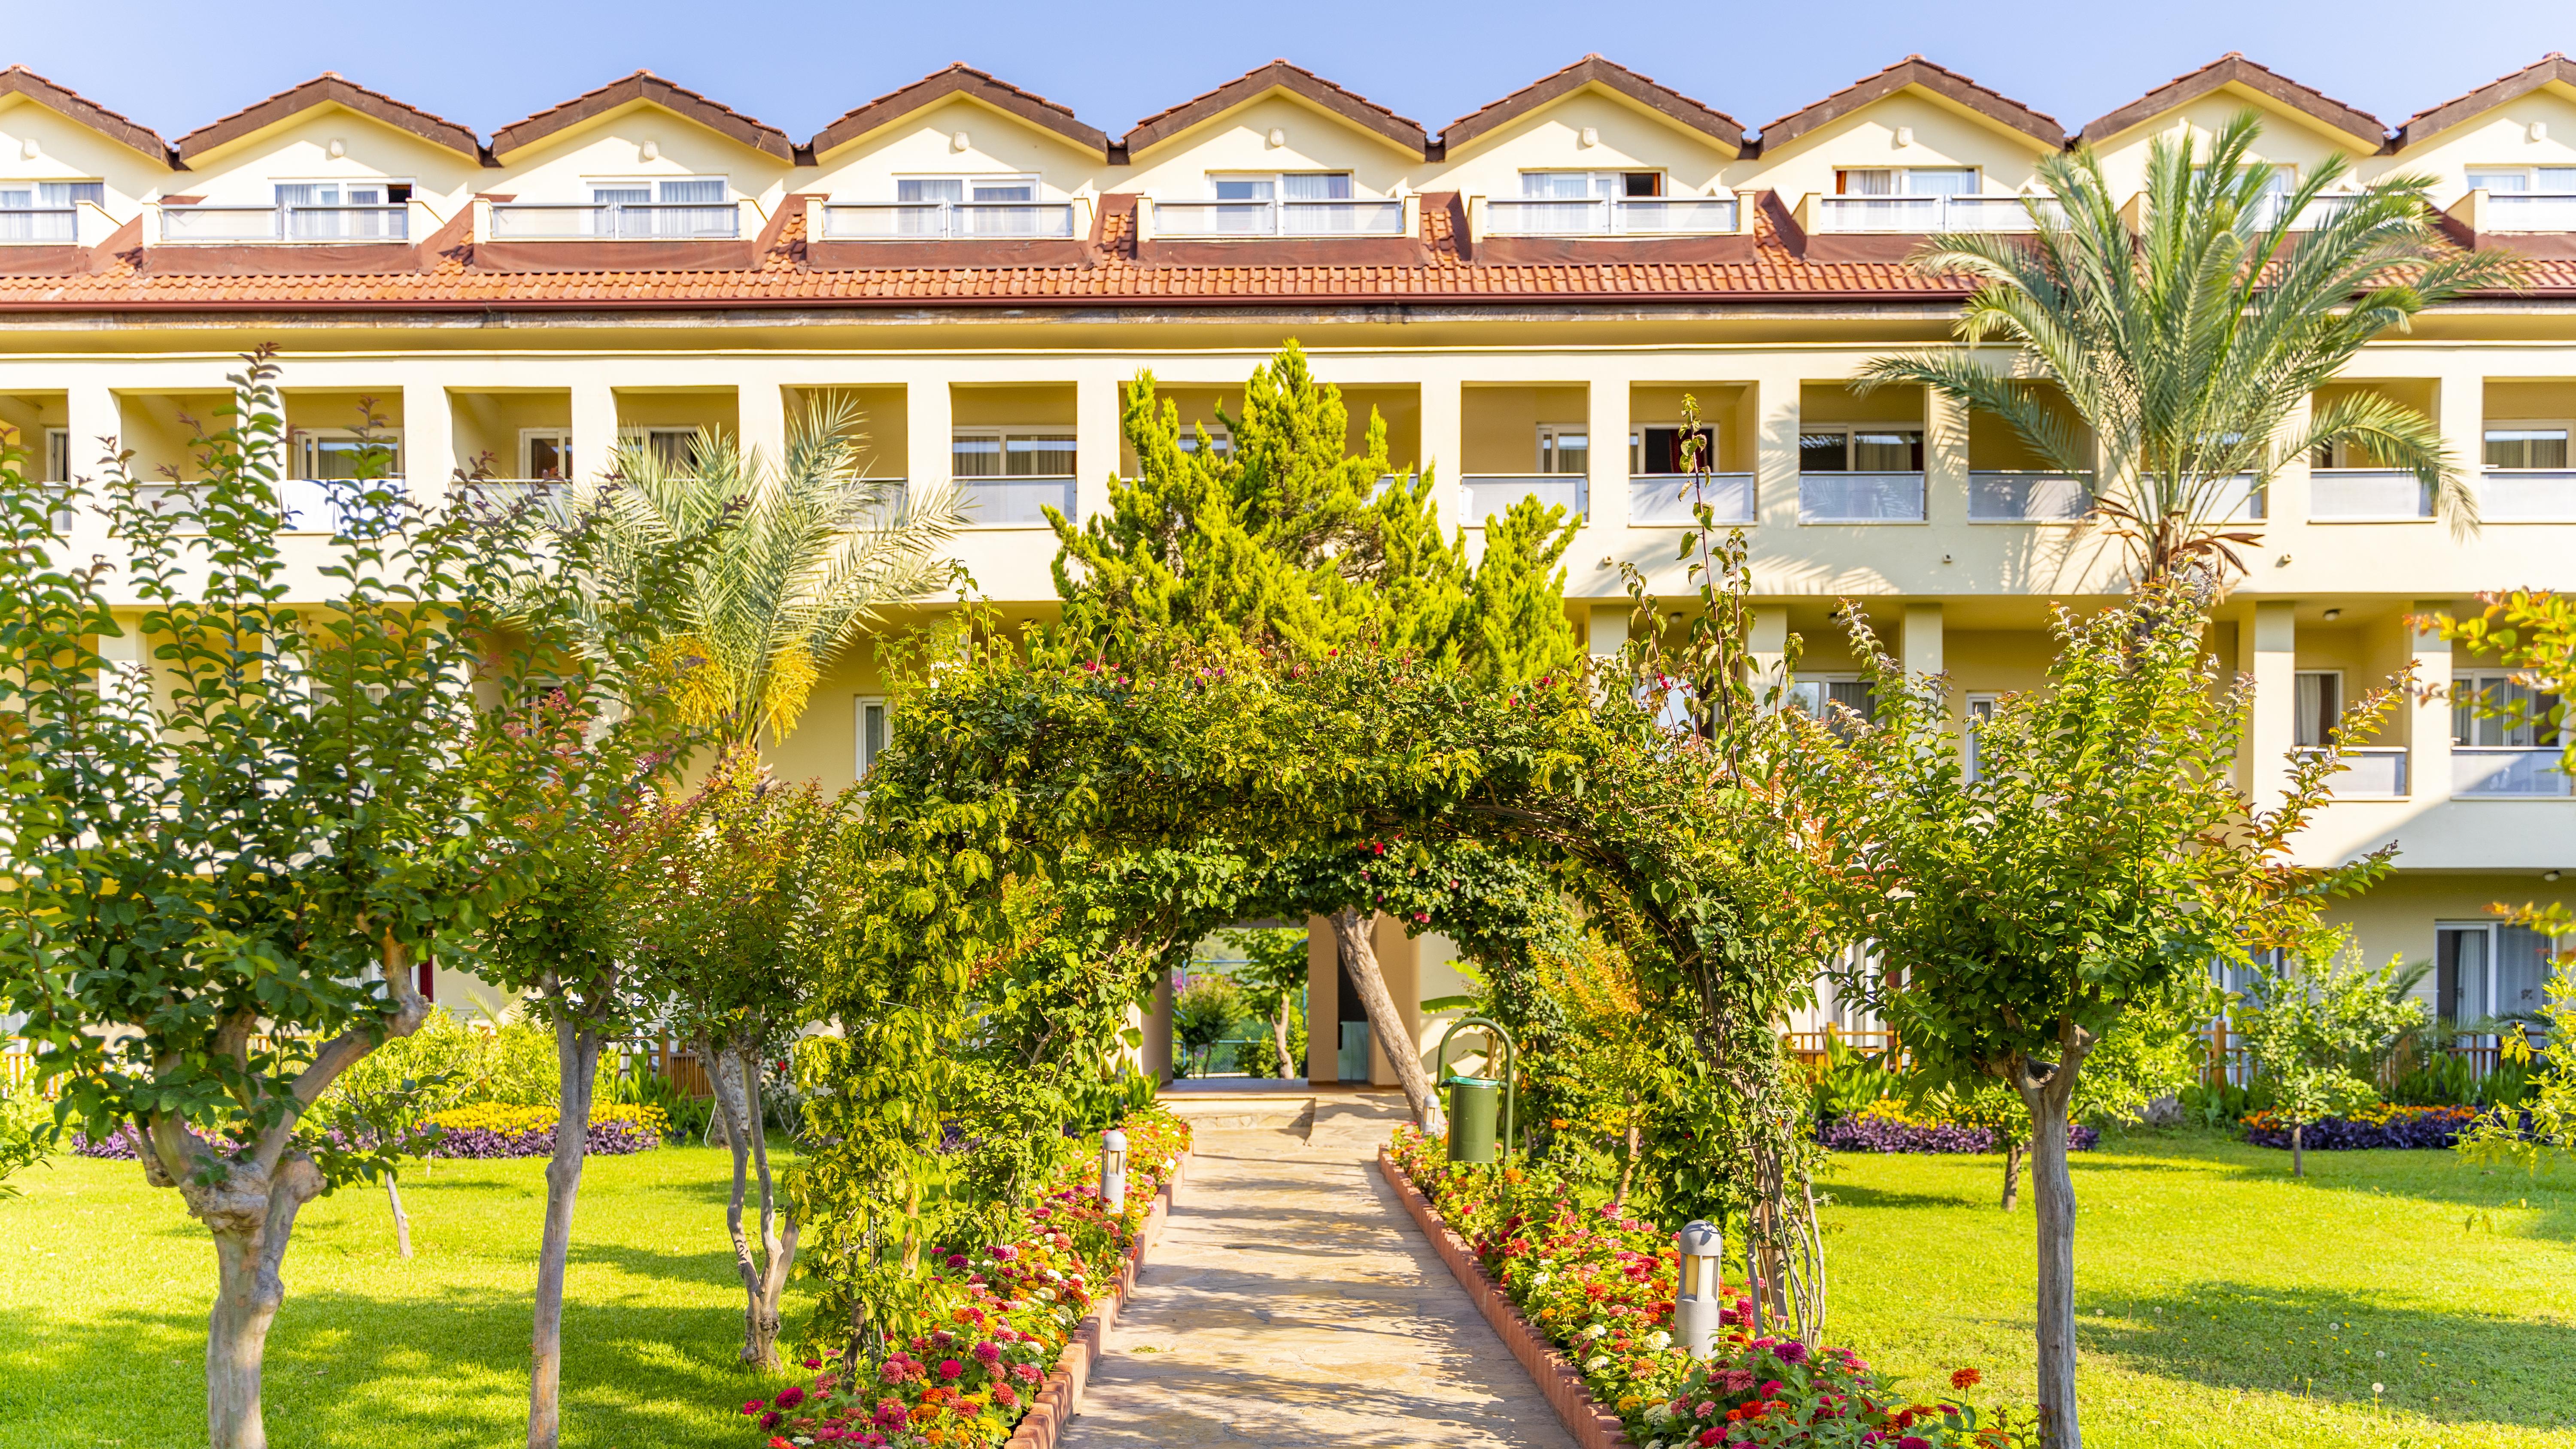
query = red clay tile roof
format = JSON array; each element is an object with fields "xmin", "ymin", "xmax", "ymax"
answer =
[
  {"xmin": 489, "ymin": 71, "xmax": 793, "ymax": 162},
  {"xmin": 0, "ymin": 65, "xmax": 170, "ymax": 162},
  {"xmin": 174, "ymin": 73, "xmax": 480, "ymax": 161},
  {"xmin": 1442, "ymin": 55, "xmax": 1746, "ymax": 155},
  {"xmin": 1758, "ymin": 55, "xmax": 2063, "ymax": 152},
  {"xmin": 809, "ymin": 64, "xmax": 1108, "ymax": 158},
  {"xmin": 2394, "ymin": 53, "xmax": 2576, "ymax": 152},
  {"xmin": 1122, "ymin": 61, "xmax": 1429, "ymax": 158},
  {"xmin": 2079, "ymin": 54, "xmax": 2385, "ymax": 149}
]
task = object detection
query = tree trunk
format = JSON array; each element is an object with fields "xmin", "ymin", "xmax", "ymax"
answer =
[
  {"xmin": 529, "ymin": 1019, "xmax": 600, "ymax": 1449},
  {"xmin": 1614, "ymin": 1122, "xmax": 1640, "ymax": 1209},
  {"xmin": 1273, "ymin": 1006, "xmax": 1294, "ymax": 1082},
  {"xmin": 2292, "ymin": 1121, "xmax": 2305, "ymax": 1178},
  {"xmin": 1330, "ymin": 908, "xmax": 1444, "ymax": 1134},
  {"xmin": 2014, "ymin": 1045, "xmax": 2090, "ymax": 1449},
  {"xmin": 2001, "ymin": 1141, "xmax": 2023, "ymax": 1212},
  {"xmin": 191, "ymin": 1152, "xmax": 325, "ymax": 1449},
  {"xmin": 713, "ymin": 1038, "xmax": 800, "ymax": 1370},
  {"xmin": 386, "ymin": 1171, "xmax": 413, "ymax": 1259}
]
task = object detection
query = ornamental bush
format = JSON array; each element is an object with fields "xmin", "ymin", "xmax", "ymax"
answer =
[
  {"xmin": 2242, "ymin": 1103, "xmax": 2485, "ymax": 1151},
  {"xmin": 424, "ymin": 1103, "xmax": 666, "ymax": 1158},
  {"xmin": 1819, "ymin": 1100, "xmax": 2099, "ymax": 1155}
]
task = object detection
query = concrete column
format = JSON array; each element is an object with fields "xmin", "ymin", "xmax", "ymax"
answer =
[
  {"xmin": 1586, "ymin": 377, "xmax": 1629, "ymax": 530},
  {"xmin": 1925, "ymin": 389, "xmax": 1969, "ymax": 527},
  {"xmin": 738, "ymin": 379, "xmax": 787, "ymax": 476},
  {"xmin": 570, "ymin": 380, "xmax": 618, "ymax": 485},
  {"xmin": 1418, "ymin": 373, "xmax": 1462, "ymax": 534},
  {"xmin": 1075, "ymin": 370, "xmax": 1122, "ymax": 524},
  {"xmin": 1588, "ymin": 603, "xmax": 1629, "ymax": 660},
  {"xmin": 1750, "ymin": 605, "xmax": 1791, "ymax": 705},
  {"xmin": 2241, "ymin": 601, "xmax": 2298, "ymax": 807},
  {"xmin": 2410, "ymin": 602, "xmax": 2455, "ymax": 803},
  {"xmin": 1144, "ymin": 965, "xmax": 1174, "ymax": 1085},
  {"xmin": 1902, "ymin": 602, "xmax": 1944, "ymax": 679},
  {"xmin": 95, "ymin": 611, "xmax": 149, "ymax": 723},
  {"xmin": 1753, "ymin": 368, "xmax": 1803, "ymax": 530},
  {"xmin": 62, "ymin": 383, "xmax": 120, "ymax": 556},
  {"xmin": 1367, "ymin": 914, "xmax": 1421, "ymax": 1089},
  {"xmin": 1305, "ymin": 915, "xmax": 1339, "ymax": 1086},
  {"xmin": 2270, "ymin": 393, "xmax": 2312, "ymax": 527},
  {"xmin": 401, "ymin": 381, "xmax": 453, "ymax": 503},
  {"xmin": 907, "ymin": 380, "xmax": 953, "ymax": 505},
  {"xmin": 2435, "ymin": 366, "xmax": 2485, "ymax": 512}
]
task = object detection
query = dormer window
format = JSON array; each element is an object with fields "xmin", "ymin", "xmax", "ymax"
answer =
[
  {"xmin": 820, "ymin": 175, "xmax": 1074, "ymax": 242},
  {"xmin": 276, "ymin": 181, "xmax": 410, "ymax": 240},
  {"xmin": 2468, "ymin": 167, "xmax": 2576, "ymax": 232},
  {"xmin": 1816, "ymin": 168, "xmax": 2058, "ymax": 234},
  {"xmin": 1523, "ymin": 171, "xmax": 1663, "ymax": 200},
  {"xmin": 1153, "ymin": 171, "xmax": 1402, "ymax": 239},
  {"xmin": 490, "ymin": 178, "xmax": 739, "ymax": 242},
  {"xmin": 1487, "ymin": 170, "xmax": 1735, "ymax": 238},
  {"xmin": 0, "ymin": 181, "xmax": 102, "ymax": 243}
]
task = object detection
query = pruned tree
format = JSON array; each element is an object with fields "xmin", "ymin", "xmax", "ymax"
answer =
[{"xmin": 2236, "ymin": 939, "xmax": 2428, "ymax": 1176}]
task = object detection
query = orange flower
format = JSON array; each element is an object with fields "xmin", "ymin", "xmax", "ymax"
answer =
[{"xmin": 1950, "ymin": 1367, "xmax": 1982, "ymax": 1391}]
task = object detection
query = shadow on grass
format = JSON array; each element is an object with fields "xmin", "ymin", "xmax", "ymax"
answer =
[{"xmin": 2075, "ymin": 1282, "xmax": 2576, "ymax": 1430}]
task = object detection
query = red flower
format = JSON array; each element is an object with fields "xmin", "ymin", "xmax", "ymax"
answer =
[
  {"xmin": 740, "ymin": 1399, "xmax": 766, "ymax": 1416},
  {"xmin": 1950, "ymin": 1366, "xmax": 1982, "ymax": 1391}
]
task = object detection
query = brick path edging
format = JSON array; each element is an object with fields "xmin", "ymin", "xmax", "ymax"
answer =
[
  {"xmin": 1376, "ymin": 1146, "xmax": 1637, "ymax": 1449},
  {"xmin": 1002, "ymin": 1149, "xmax": 1189, "ymax": 1449}
]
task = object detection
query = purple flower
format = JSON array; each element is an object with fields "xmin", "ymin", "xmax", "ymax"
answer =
[{"xmin": 1774, "ymin": 1340, "xmax": 1808, "ymax": 1366}]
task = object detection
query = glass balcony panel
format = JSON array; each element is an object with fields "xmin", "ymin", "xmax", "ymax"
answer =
[
  {"xmin": 489, "ymin": 204, "xmax": 608, "ymax": 239},
  {"xmin": 1485, "ymin": 199, "xmax": 1604, "ymax": 236},
  {"xmin": 1817, "ymin": 195, "xmax": 1939, "ymax": 233},
  {"xmin": 2454, "ymin": 747, "xmax": 2571, "ymax": 797},
  {"xmin": 1630, "ymin": 473, "xmax": 1755, "ymax": 525},
  {"xmin": 2301, "ymin": 746, "xmax": 2408, "ymax": 797},
  {"xmin": 2479, "ymin": 470, "xmax": 2576, "ymax": 521},
  {"xmin": 0, "ymin": 207, "xmax": 77, "ymax": 243},
  {"xmin": 824, "ymin": 203, "xmax": 951, "ymax": 238},
  {"xmin": 1461, "ymin": 475, "xmax": 1585, "ymax": 524},
  {"xmin": 158, "ymin": 206, "xmax": 281, "ymax": 243},
  {"xmin": 1154, "ymin": 200, "xmax": 1403, "ymax": 238},
  {"xmin": 1609, "ymin": 197, "xmax": 1737, "ymax": 233},
  {"xmin": 1968, "ymin": 471, "xmax": 2090, "ymax": 521},
  {"xmin": 284, "ymin": 205, "xmax": 409, "ymax": 241},
  {"xmin": 2487, "ymin": 193, "xmax": 2576, "ymax": 231},
  {"xmin": 2310, "ymin": 469, "xmax": 2431, "ymax": 518},
  {"xmin": 954, "ymin": 477, "xmax": 1074, "ymax": 527},
  {"xmin": 490, "ymin": 203, "xmax": 738, "ymax": 240},
  {"xmin": 1278, "ymin": 200, "xmax": 1403, "ymax": 236},
  {"xmin": 613, "ymin": 203, "xmax": 738, "ymax": 239},
  {"xmin": 952, "ymin": 203, "xmax": 1075, "ymax": 238},
  {"xmin": 1799, "ymin": 472, "xmax": 1926, "ymax": 521}
]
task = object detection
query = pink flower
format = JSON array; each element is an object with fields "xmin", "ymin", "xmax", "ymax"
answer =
[
  {"xmin": 1011, "ymin": 1363, "xmax": 1044, "ymax": 1384},
  {"xmin": 874, "ymin": 1399, "xmax": 908, "ymax": 1431},
  {"xmin": 973, "ymin": 1341, "xmax": 1002, "ymax": 1366},
  {"xmin": 938, "ymin": 1359, "xmax": 963, "ymax": 1380},
  {"xmin": 775, "ymin": 1386, "xmax": 806, "ymax": 1410},
  {"xmin": 1899, "ymin": 1439, "xmax": 1932, "ymax": 1449},
  {"xmin": 994, "ymin": 1383, "xmax": 1019, "ymax": 1408},
  {"xmin": 741, "ymin": 1399, "xmax": 767, "ymax": 1416},
  {"xmin": 759, "ymin": 1410, "xmax": 782, "ymax": 1430},
  {"xmin": 1697, "ymin": 1431, "xmax": 1724, "ymax": 1447},
  {"xmin": 802, "ymin": 1358, "xmax": 823, "ymax": 1370}
]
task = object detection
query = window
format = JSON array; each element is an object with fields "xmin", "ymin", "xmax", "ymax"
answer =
[
  {"xmin": 1964, "ymin": 693, "xmax": 1998, "ymax": 782},
  {"xmin": 1799, "ymin": 426, "xmax": 1924, "ymax": 472},
  {"xmin": 586, "ymin": 179, "xmax": 732, "ymax": 239},
  {"xmin": 898, "ymin": 176, "xmax": 1039, "ymax": 205},
  {"xmin": 1520, "ymin": 171, "xmax": 1663, "ymax": 200},
  {"xmin": 1536, "ymin": 424, "xmax": 1588, "ymax": 475},
  {"xmin": 43, "ymin": 427, "xmax": 69, "ymax": 484},
  {"xmin": 2293, "ymin": 670, "xmax": 2342, "ymax": 749},
  {"xmin": 1631, "ymin": 423, "xmax": 1716, "ymax": 476},
  {"xmin": 620, "ymin": 427, "xmax": 706, "ymax": 472},
  {"xmin": 521, "ymin": 429, "xmax": 572, "ymax": 481},
  {"xmin": 0, "ymin": 181, "xmax": 103, "ymax": 242},
  {"xmin": 2467, "ymin": 167, "xmax": 2576, "ymax": 194},
  {"xmin": 276, "ymin": 181, "xmax": 411, "ymax": 240},
  {"xmin": 2485, "ymin": 422, "xmax": 2570, "ymax": 470},
  {"xmin": 1211, "ymin": 172, "xmax": 1353, "ymax": 202},
  {"xmin": 292, "ymin": 429, "xmax": 400, "ymax": 480},
  {"xmin": 856, "ymin": 697, "xmax": 889, "ymax": 777},
  {"xmin": 1835, "ymin": 168, "xmax": 1978, "ymax": 196},
  {"xmin": 1175, "ymin": 424, "xmax": 1232, "ymax": 458},
  {"xmin": 1788, "ymin": 677, "xmax": 1876, "ymax": 731},
  {"xmin": 2453, "ymin": 671, "xmax": 2563, "ymax": 747},
  {"xmin": 952, "ymin": 429, "xmax": 1075, "ymax": 478},
  {"xmin": 2437, "ymin": 921, "xmax": 2554, "ymax": 1032}
]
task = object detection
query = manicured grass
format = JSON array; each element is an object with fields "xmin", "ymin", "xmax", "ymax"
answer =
[
  {"xmin": 0, "ymin": 1145, "xmax": 809, "ymax": 1449},
  {"xmin": 1816, "ymin": 1130, "xmax": 2576, "ymax": 1448}
]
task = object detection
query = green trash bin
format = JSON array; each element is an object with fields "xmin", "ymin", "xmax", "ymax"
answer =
[{"xmin": 1433, "ymin": 1016, "xmax": 1518, "ymax": 1167}]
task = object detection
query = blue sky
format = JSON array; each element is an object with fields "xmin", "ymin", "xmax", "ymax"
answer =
[{"xmin": 11, "ymin": 0, "xmax": 2575, "ymax": 145}]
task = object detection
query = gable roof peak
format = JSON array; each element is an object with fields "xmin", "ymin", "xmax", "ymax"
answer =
[
  {"xmin": 1121, "ymin": 60, "xmax": 1428, "ymax": 158},
  {"xmin": 173, "ymin": 72, "xmax": 480, "ymax": 162},
  {"xmin": 1441, "ymin": 54, "xmax": 1745, "ymax": 154},
  {"xmin": 2395, "ymin": 52, "xmax": 2576, "ymax": 150},
  {"xmin": 808, "ymin": 63, "xmax": 1107, "ymax": 158},
  {"xmin": 489, "ymin": 71, "xmax": 793, "ymax": 162},
  {"xmin": 0, "ymin": 65, "xmax": 170, "ymax": 163},
  {"xmin": 2079, "ymin": 53, "xmax": 2385, "ymax": 149},
  {"xmin": 1757, "ymin": 55, "xmax": 2063, "ymax": 152}
]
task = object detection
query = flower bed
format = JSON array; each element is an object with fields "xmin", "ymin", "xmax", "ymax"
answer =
[
  {"xmin": 1820, "ymin": 1100, "xmax": 2097, "ymax": 1155},
  {"xmin": 68, "ymin": 1102, "xmax": 668, "ymax": 1161},
  {"xmin": 2242, "ymin": 1103, "xmax": 2482, "ymax": 1151},
  {"xmin": 741, "ymin": 1108, "xmax": 1191, "ymax": 1448},
  {"xmin": 1386, "ymin": 1127, "xmax": 2007, "ymax": 1449}
]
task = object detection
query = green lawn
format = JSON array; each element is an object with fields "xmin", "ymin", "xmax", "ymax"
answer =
[
  {"xmin": 0, "ymin": 1145, "xmax": 809, "ymax": 1449},
  {"xmin": 1817, "ymin": 1130, "xmax": 2576, "ymax": 1449}
]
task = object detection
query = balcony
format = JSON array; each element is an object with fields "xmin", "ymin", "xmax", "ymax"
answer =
[
  {"xmin": 1968, "ymin": 470, "xmax": 2090, "ymax": 522},
  {"xmin": 2249, "ymin": 193, "xmax": 2365, "ymax": 231},
  {"xmin": 1484, "ymin": 196, "xmax": 1737, "ymax": 237},
  {"xmin": 1630, "ymin": 473, "xmax": 1754, "ymax": 525},
  {"xmin": 1148, "ymin": 198, "xmax": 1405, "ymax": 239},
  {"xmin": 2455, "ymin": 748, "xmax": 2570, "ymax": 798},
  {"xmin": 488, "ymin": 202, "xmax": 740, "ymax": 241},
  {"xmin": 1799, "ymin": 472, "xmax": 1925, "ymax": 522},
  {"xmin": 1460, "ymin": 476, "xmax": 1584, "ymax": 524},
  {"xmin": 2310, "ymin": 468, "xmax": 2431, "ymax": 520},
  {"xmin": 2485, "ymin": 193, "xmax": 2576, "ymax": 232},
  {"xmin": 818, "ymin": 202, "xmax": 1076, "ymax": 240},
  {"xmin": 1813, "ymin": 194, "xmax": 2064, "ymax": 233},
  {"xmin": 133, "ymin": 478, "xmax": 401, "ymax": 533},
  {"xmin": 0, "ymin": 206, "xmax": 77, "ymax": 244},
  {"xmin": 954, "ymin": 477, "xmax": 1074, "ymax": 528},
  {"xmin": 159, "ymin": 204, "xmax": 409, "ymax": 244},
  {"xmin": 2479, "ymin": 469, "xmax": 2576, "ymax": 521},
  {"xmin": 2302, "ymin": 745, "xmax": 2409, "ymax": 797}
]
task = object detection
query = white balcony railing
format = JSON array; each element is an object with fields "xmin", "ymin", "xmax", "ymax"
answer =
[
  {"xmin": 2479, "ymin": 469, "xmax": 2576, "ymax": 521},
  {"xmin": 1460, "ymin": 475, "xmax": 1585, "ymax": 524},
  {"xmin": 2310, "ymin": 468, "xmax": 2431, "ymax": 519},
  {"xmin": 1814, "ymin": 194, "xmax": 2065, "ymax": 233},
  {"xmin": 1630, "ymin": 473, "xmax": 1755, "ymax": 525},
  {"xmin": 954, "ymin": 477, "xmax": 1074, "ymax": 527},
  {"xmin": 1150, "ymin": 199, "xmax": 1405, "ymax": 239},
  {"xmin": 1968, "ymin": 470, "xmax": 2090, "ymax": 521},
  {"xmin": 159, "ymin": 204, "xmax": 409, "ymax": 243},
  {"xmin": 1800, "ymin": 472, "xmax": 1926, "ymax": 522},
  {"xmin": 2302, "ymin": 745, "xmax": 2409, "ymax": 797},
  {"xmin": 819, "ymin": 202, "xmax": 1077, "ymax": 240},
  {"xmin": 2486, "ymin": 193, "xmax": 2576, "ymax": 232},
  {"xmin": 0, "ymin": 207, "xmax": 78, "ymax": 243},
  {"xmin": 132, "ymin": 478, "xmax": 403, "ymax": 533},
  {"xmin": 1483, "ymin": 196, "xmax": 1738, "ymax": 237},
  {"xmin": 489, "ymin": 202, "xmax": 740, "ymax": 241},
  {"xmin": 2249, "ymin": 193, "xmax": 2366, "ymax": 231},
  {"xmin": 2455, "ymin": 747, "xmax": 2571, "ymax": 798}
]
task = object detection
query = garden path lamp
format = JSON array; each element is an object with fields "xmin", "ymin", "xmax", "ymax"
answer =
[
  {"xmin": 1100, "ymin": 1128, "xmax": 1128, "ymax": 1212},
  {"xmin": 1674, "ymin": 1219, "xmax": 1725, "ymax": 1359},
  {"xmin": 1432, "ymin": 1016, "xmax": 1518, "ymax": 1167}
]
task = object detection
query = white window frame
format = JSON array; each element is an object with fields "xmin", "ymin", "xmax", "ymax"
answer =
[
  {"xmin": 2435, "ymin": 919, "xmax": 2557, "ymax": 1043},
  {"xmin": 1630, "ymin": 420, "xmax": 1718, "ymax": 476},
  {"xmin": 619, "ymin": 426, "xmax": 708, "ymax": 471},
  {"xmin": 2465, "ymin": 166, "xmax": 2576, "ymax": 194},
  {"xmin": 43, "ymin": 426, "xmax": 69, "ymax": 484},
  {"xmin": 1535, "ymin": 423, "xmax": 1589, "ymax": 476},
  {"xmin": 519, "ymin": 427, "xmax": 574, "ymax": 482},
  {"xmin": 1517, "ymin": 170, "xmax": 1667, "ymax": 199},
  {"xmin": 1206, "ymin": 170, "xmax": 1357, "ymax": 200},
  {"xmin": 1834, "ymin": 167, "xmax": 1982, "ymax": 197},
  {"xmin": 2293, "ymin": 669, "xmax": 2344, "ymax": 749},
  {"xmin": 1965, "ymin": 692, "xmax": 1999, "ymax": 781},
  {"xmin": 892, "ymin": 173, "xmax": 1044, "ymax": 203},
  {"xmin": 1786, "ymin": 674, "xmax": 1876, "ymax": 724},
  {"xmin": 1797, "ymin": 424, "xmax": 1926, "ymax": 473},
  {"xmin": 586, "ymin": 176, "xmax": 731, "ymax": 205},
  {"xmin": 2484, "ymin": 418, "xmax": 2573, "ymax": 470},
  {"xmin": 950, "ymin": 426, "xmax": 1077, "ymax": 478},
  {"xmin": 856, "ymin": 695, "xmax": 890, "ymax": 778},
  {"xmin": 2452, "ymin": 670, "xmax": 2564, "ymax": 748},
  {"xmin": 1175, "ymin": 423, "xmax": 1233, "ymax": 458},
  {"xmin": 289, "ymin": 427, "xmax": 402, "ymax": 481}
]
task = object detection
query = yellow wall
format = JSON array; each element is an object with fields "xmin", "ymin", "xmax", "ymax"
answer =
[
  {"xmin": 1429, "ymin": 88, "xmax": 1736, "ymax": 200},
  {"xmin": 1742, "ymin": 90, "xmax": 2057, "ymax": 204},
  {"xmin": 809, "ymin": 94, "xmax": 1099, "ymax": 203},
  {"xmin": 493, "ymin": 99, "xmax": 795, "ymax": 217}
]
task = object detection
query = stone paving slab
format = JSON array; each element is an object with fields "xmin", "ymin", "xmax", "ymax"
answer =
[{"xmin": 1059, "ymin": 1098, "xmax": 1577, "ymax": 1449}]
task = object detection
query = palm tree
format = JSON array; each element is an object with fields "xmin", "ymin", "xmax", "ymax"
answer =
[
  {"xmin": 1862, "ymin": 109, "xmax": 2524, "ymax": 585},
  {"xmin": 560, "ymin": 398, "xmax": 963, "ymax": 757}
]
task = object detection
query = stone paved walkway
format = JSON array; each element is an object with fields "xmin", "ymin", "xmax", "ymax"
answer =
[{"xmin": 1060, "ymin": 1097, "xmax": 1575, "ymax": 1449}]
